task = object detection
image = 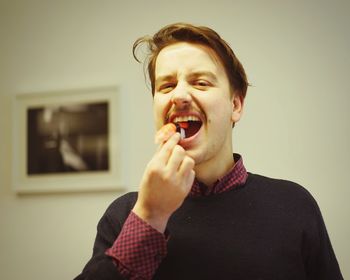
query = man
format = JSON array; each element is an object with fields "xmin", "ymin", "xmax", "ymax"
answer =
[{"xmin": 74, "ymin": 23, "xmax": 343, "ymax": 280}]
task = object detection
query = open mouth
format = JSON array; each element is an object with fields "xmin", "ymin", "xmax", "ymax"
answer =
[
  {"xmin": 171, "ymin": 113, "xmax": 203, "ymax": 139},
  {"xmin": 175, "ymin": 121, "xmax": 202, "ymax": 138},
  {"xmin": 168, "ymin": 113, "xmax": 204, "ymax": 140}
]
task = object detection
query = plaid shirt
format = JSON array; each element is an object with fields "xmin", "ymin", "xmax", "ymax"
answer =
[{"xmin": 106, "ymin": 154, "xmax": 248, "ymax": 280}]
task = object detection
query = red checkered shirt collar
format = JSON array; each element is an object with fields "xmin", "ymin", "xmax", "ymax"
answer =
[{"xmin": 190, "ymin": 154, "xmax": 248, "ymax": 197}]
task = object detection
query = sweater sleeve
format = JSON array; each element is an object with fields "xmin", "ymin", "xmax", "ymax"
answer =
[
  {"xmin": 73, "ymin": 194, "xmax": 168, "ymax": 280},
  {"xmin": 301, "ymin": 193, "xmax": 343, "ymax": 280}
]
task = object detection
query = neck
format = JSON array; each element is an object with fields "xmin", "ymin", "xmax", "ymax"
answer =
[{"xmin": 194, "ymin": 151, "xmax": 235, "ymax": 188}]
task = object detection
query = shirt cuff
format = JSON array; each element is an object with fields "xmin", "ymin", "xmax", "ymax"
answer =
[{"xmin": 105, "ymin": 211, "xmax": 167, "ymax": 280}]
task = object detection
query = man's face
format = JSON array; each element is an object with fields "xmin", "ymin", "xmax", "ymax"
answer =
[{"xmin": 153, "ymin": 42, "xmax": 242, "ymax": 168}]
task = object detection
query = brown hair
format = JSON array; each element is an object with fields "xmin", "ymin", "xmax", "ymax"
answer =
[{"xmin": 133, "ymin": 22, "xmax": 249, "ymax": 99}]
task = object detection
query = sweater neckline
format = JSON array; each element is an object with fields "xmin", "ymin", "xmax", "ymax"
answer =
[{"xmin": 190, "ymin": 153, "xmax": 248, "ymax": 197}]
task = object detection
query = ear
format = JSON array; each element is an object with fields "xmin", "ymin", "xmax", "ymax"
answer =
[{"xmin": 231, "ymin": 94, "xmax": 244, "ymax": 124}]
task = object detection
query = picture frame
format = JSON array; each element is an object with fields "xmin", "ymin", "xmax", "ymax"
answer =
[{"xmin": 12, "ymin": 86, "xmax": 123, "ymax": 193}]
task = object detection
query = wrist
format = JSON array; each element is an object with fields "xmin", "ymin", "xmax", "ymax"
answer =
[{"xmin": 132, "ymin": 203, "xmax": 170, "ymax": 233}]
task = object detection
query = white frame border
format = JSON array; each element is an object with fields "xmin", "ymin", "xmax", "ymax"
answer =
[{"xmin": 12, "ymin": 86, "xmax": 123, "ymax": 193}]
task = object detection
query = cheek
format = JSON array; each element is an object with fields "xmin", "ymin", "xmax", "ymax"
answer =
[
  {"xmin": 206, "ymin": 98, "xmax": 232, "ymax": 124},
  {"xmin": 152, "ymin": 107, "xmax": 162, "ymax": 128},
  {"xmin": 153, "ymin": 96, "xmax": 168, "ymax": 127}
]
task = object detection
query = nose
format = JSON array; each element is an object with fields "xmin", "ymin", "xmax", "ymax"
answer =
[{"xmin": 171, "ymin": 82, "xmax": 192, "ymax": 109}]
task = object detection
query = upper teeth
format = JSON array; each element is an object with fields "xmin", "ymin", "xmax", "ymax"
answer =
[{"xmin": 173, "ymin": 115, "xmax": 200, "ymax": 123}]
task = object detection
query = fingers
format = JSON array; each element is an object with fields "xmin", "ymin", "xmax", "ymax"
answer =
[
  {"xmin": 166, "ymin": 145, "xmax": 186, "ymax": 171},
  {"xmin": 154, "ymin": 131, "xmax": 195, "ymax": 189},
  {"xmin": 155, "ymin": 123, "xmax": 177, "ymax": 144},
  {"xmin": 178, "ymin": 157, "xmax": 195, "ymax": 192},
  {"xmin": 185, "ymin": 170, "xmax": 196, "ymax": 188},
  {"xmin": 156, "ymin": 132, "xmax": 181, "ymax": 162},
  {"xmin": 178, "ymin": 155, "xmax": 195, "ymax": 177}
]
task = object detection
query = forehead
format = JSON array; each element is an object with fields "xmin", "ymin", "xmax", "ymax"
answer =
[{"xmin": 155, "ymin": 42, "xmax": 225, "ymax": 77}]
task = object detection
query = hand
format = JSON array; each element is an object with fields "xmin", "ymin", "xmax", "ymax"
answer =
[{"xmin": 132, "ymin": 133, "xmax": 195, "ymax": 232}]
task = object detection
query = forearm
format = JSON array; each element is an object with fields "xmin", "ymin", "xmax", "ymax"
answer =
[{"xmin": 105, "ymin": 211, "xmax": 168, "ymax": 280}]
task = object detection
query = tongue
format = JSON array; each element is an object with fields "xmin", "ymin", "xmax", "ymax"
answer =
[{"xmin": 178, "ymin": 121, "xmax": 202, "ymax": 138}]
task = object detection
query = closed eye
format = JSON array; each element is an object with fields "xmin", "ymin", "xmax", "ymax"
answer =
[
  {"xmin": 192, "ymin": 79, "xmax": 211, "ymax": 90},
  {"xmin": 159, "ymin": 83, "xmax": 176, "ymax": 93}
]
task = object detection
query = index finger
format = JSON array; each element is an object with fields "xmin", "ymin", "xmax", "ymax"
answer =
[
  {"xmin": 157, "ymin": 132, "xmax": 181, "ymax": 163},
  {"xmin": 155, "ymin": 123, "xmax": 177, "ymax": 144}
]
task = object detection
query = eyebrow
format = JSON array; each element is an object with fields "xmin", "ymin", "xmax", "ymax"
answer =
[
  {"xmin": 155, "ymin": 71, "xmax": 218, "ymax": 86},
  {"xmin": 188, "ymin": 71, "xmax": 218, "ymax": 83}
]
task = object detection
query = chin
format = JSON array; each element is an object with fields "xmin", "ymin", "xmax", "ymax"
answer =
[{"xmin": 186, "ymin": 148, "xmax": 205, "ymax": 166}]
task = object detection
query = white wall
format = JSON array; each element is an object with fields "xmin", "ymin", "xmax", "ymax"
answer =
[{"xmin": 0, "ymin": 0, "xmax": 349, "ymax": 279}]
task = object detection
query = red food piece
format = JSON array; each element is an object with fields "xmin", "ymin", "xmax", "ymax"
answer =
[
  {"xmin": 154, "ymin": 123, "xmax": 177, "ymax": 144},
  {"xmin": 178, "ymin": 122, "xmax": 189, "ymax": 129}
]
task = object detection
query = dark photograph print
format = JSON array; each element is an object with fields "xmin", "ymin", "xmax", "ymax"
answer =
[{"xmin": 27, "ymin": 102, "xmax": 109, "ymax": 175}]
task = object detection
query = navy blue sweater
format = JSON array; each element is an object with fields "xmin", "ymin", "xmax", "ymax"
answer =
[{"xmin": 75, "ymin": 173, "xmax": 343, "ymax": 280}]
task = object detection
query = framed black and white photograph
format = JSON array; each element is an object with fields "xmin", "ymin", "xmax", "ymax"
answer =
[{"xmin": 12, "ymin": 86, "xmax": 122, "ymax": 193}]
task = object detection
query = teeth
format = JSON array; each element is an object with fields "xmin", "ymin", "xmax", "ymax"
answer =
[
  {"xmin": 179, "ymin": 127, "xmax": 186, "ymax": 139},
  {"xmin": 173, "ymin": 115, "xmax": 200, "ymax": 123}
]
